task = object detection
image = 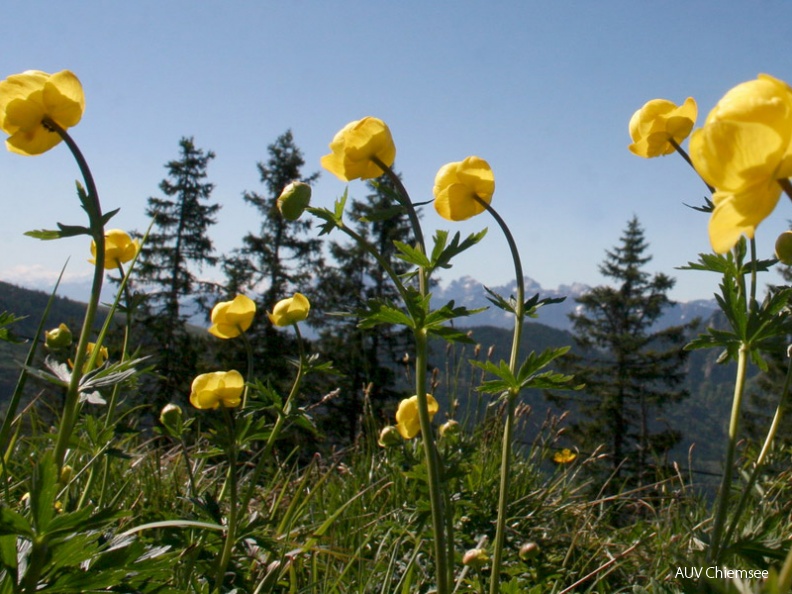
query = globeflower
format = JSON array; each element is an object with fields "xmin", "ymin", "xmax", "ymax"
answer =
[
  {"xmin": 433, "ymin": 156, "xmax": 495, "ymax": 221},
  {"xmin": 628, "ymin": 97, "xmax": 697, "ymax": 158},
  {"xmin": 689, "ymin": 74, "xmax": 792, "ymax": 253},
  {"xmin": 395, "ymin": 394, "xmax": 439, "ymax": 439},
  {"xmin": 90, "ymin": 229, "xmax": 140, "ymax": 269},
  {"xmin": 552, "ymin": 448, "xmax": 577, "ymax": 464},
  {"xmin": 189, "ymin": 370, "xmax": 244, "ymax": 410},
  {"xmin": 0, "ymin": 70, "xmax": 85, "ymax": 155},
  {"xmin": 320, "ymin": 116, "xmax": 396, "ymax": 182},
  {"xmin": 268, "ymin": 293, "xmax": 310, "ymax": 326},
  {"xmin": 208, "ymin": 294, "xmax": 256, "ymax": 339}
]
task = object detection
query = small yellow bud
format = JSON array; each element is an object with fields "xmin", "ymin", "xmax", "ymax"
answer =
[
  {"xmin": 45, "ymin": 323, "xmax": 73, "ymax": 350},
  {"xmin": 59, "ymin": 465, "xmax": 73, "ymax": 485},
  {"xmin": 462, "ymin": 548, "xmax": 490, "ymax": 568},
  {"xmin": 377, "ymin": 425, "xmax": 403, "ymax": 448},
  {"xmin": 776, "ymin": 231, "xmax": 792, "ymax": 265},
  {"xmin": 277, "ymin": 181, "xmax": 312, "ymax": 221}
]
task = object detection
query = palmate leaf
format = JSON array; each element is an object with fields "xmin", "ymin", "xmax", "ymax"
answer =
[
  {"xmin": 357, "ymin": 299, "xmax": 415, "ymax": 329},
  {"xmin": 394, "ymin": 240, "xmax": 431, "ymax": 268},
  {"xmin": 473, "ymin": 346, "xmax": 576, "ymax": 395},
  {"xmin": 429, "ymin": 228, "xmax": 488, "ymax": 272},
  {"xmin": 25, "ymin": 222, "xmax": 91, "ymax": 240}
]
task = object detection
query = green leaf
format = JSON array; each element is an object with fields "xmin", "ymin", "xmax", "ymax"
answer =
[
  {"xmin": 430, "ymin": 228, "xmax": 487, "ymax": 271},
  {"xmin": 357, "ymin": 300, "xmax": 415, "ymax": 329},
  {"xmin": 0, "ymin": 312, "xmax": 24, "ymax": 344},
  {"xmin": 0, "ymin": 508, "xmax": 34, "ymax": 538},
  {"xmin": 393, "ymin": 240, "xmax": 431, "ymax": 268},
  {"xmin": 24, "ymin": 220, "xmax": 93, "ymax": 240},
  {"xmin": 359, "ymin": 204, "xmax": 405, "ymax": 223}
]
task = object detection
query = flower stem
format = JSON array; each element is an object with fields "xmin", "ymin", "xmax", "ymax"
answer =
[
  {"xmin": 43, "ymin": 120, "xmax": 106, "ymax": 471},
  {"xmin": 371, "ymin": 155, "xmax": 450, "ymax": 592},
  {"xmin": 722, "ymin": 346, "xmax": 792, "ymax": 549},
  {"xmin": 669, "ymin": 138, "xmax": 715, "ymax": 194},
  {"xmin": 215, "ymin": 405, "xmax": 239, "ymax": 591},
  {"xmin": 709, "ymin": 341, "xmax": 749, "ymax": 563},
  {"xmin": 473, "ymin": 197, "xmax": 525, "ymax": 594}
]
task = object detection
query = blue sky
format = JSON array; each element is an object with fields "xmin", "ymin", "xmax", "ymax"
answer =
[{"xmin": 2, "ymin": 1, "xmax": 792, "ymax": 303}]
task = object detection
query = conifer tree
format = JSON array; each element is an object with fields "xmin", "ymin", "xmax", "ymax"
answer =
[
  {"xmin": 555, "ymin": 216, "xmax": 693, "ymax": 484},
  {"xmin": 219, "ymin": 130, "xmax": 321, "ymax": 387},
  {"xmin": 135, "ymin": 136, "xmax": 220, "ymax": 407},
  {"xmin": 224, "ymin": 130, "xmax": 321, "ymax": 308},
  {"xmin": 313, "ymin": 173, "xmax": 413, "ymax": 442}
]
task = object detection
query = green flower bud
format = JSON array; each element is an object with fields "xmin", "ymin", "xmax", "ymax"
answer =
[
  {"xmin": 45, "ymin": 323, "xmax": 73, "ymax": 350},
  {"xmin": 377, "ymin": 425, "xmax": 403, "ymax": 448},
  {"xmin": 277, "ymin": 181, "xmax": 312, "ymax": 221},
  {"xmin": 776, "ymin": 231, "xmax": 792, "ymax": 265},
  {"xmin": 160, "ymin": 403, "xmax": 183, "ymax": 435}
]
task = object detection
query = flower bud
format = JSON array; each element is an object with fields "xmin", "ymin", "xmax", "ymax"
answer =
[
  {"xmin": 439, "ymin": 419, "xmax": 460, "ymax": 438},
  {"xmin": 59, "ymin": 465, "xmax": 73, "ymax": 485},
  {"xmin": 462, "ymin": 548, "xmax": 489, "ymax": 568},
  {"xmin": 45, "ymin": 323, "xmax": 73, "ymax": 350},
  {"xmin": 519, "ymin": 542, "xmax": 540, "ymax": 561},
  {"xmin": 776, "ymin": 231, "xmax": 792, "ymax": 265},
  {"xmin": 377, "ymin": 425, "xmax": 402, "ymax": 448},
  {"xmin": 160, "ymin": 403, "xmax": 183, "ymax": 435},
  {"xmin": 277, "ymin": 181, "xmax": 312, "ymax": 221}
]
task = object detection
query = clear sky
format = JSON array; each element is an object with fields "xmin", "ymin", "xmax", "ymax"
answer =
[{"xmin": 2, "ymin": 1, "xmax": 792, "ymax": 303}]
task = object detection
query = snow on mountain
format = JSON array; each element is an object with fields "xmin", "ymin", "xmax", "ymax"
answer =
[{"xmin": 432, "ymin": 275, "xmax": 717, "ymax": 331}]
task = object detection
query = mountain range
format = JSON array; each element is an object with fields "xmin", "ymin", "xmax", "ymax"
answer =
[{"xmin": 433, "ymin": 275, "xmax": 717, "ymax": 331}]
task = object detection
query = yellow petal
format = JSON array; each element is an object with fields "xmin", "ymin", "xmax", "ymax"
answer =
[
  {"xmin": 690, "ymin": 120, "xmax": 787, "ymax": 192},
  {"xmin": 708, "ymin": 182, "xmax": 782, "ymax": 253}
]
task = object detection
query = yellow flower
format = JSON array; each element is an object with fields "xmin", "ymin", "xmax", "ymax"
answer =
[
  {"xmin": 628, "ymin": 97, "xmax": 697, "ymax": 158},
  {"xmin": 395, "ymin": 394, "xmax": 439, "ymax": 439},
  {"xmin": 433, "ymin": 156, "xmax": 495, "ymax": 221},
  {"xmin": 45, "ymin": 323, "xmax": 73, "ymax": 350},
  {"xmin": 268, "ymin": 292, "xmax": 310, "ymax": 326},
  {"xmin": 552, "ymin": 448, "xmax": 577, "ymax": 464},
  {"xmin": 189, "ymin": 370, "xmax": 244, "ymax": 410},
  {"xmin": 320, "ymin": 116, "xmax": 396, "ymax": 182},
  {"xmin": 208, "ymin": 294, "xmax": 256, "ymax": 339},
  {"xmin": 89, "ymin": 229, "xmax": 140, "ymax": 269},
  {"xmin": 690, "ymin": 74, "xmax": 792, "ymax": 253},
  {"xmin": 0, "ymin": 70, "xmax": 85, "ymax": 155}
]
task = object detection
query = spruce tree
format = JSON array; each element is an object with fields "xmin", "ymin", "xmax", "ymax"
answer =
[
  {"xmin": 556, "ymin": 216, "xmax": 693, "ymax": 484},
  {"xmin": 220, "ymin": 130, "xmax": 321, "ymax": 387},
  {"xmin": 135, "ymin": 136, "xmax": 220, "ymax": 408},
  {"xmin": 225, "ymin": 130, "xmax": 321, "ymax": 308}
]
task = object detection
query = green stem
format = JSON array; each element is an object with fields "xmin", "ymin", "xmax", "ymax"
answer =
[
  {"xmin": 215, "ymin": 405, "xmax": 239, "ymax": 591},
  {"xmin": 709, "ymin": 342, "xmax": 749, "ymax": 563},
  {"xmin": 43, "ymin": 120, "xmax": 106, "ymax": 472},
  {"xmin": 371, "ymin": 156, "xmax": 427, "ymax": 296},
  {"xmin": 722, "ymin": 347, "xmax": 792, "ymax": 549},
  {"xmin": 239, "ymin": 329, "xmax": 255, "ymax": 409},
  {"xmin": 370, "ymin": 156, "xmax": 449, "ymax": 591},
  {"xmin": 240, "ymin": 323, "xmax": 306, "ymax": 512},
  {"xmin": 473, "ymin": 197, "xmax": 525, "ymax": 594},
  {"xmin": 415, "ymin": 328, "xmax": 450, "ymax": 593}
]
